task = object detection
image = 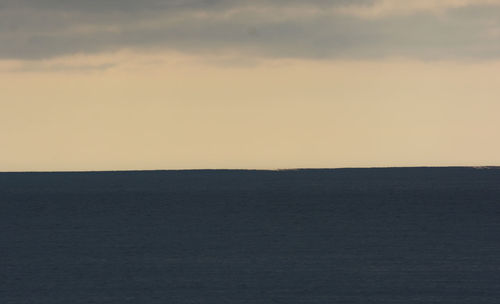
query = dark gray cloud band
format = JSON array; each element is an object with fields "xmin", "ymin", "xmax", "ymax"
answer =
[{"xmin": 1, "ymin": 0, "xmax": 500, "ymax": 60}]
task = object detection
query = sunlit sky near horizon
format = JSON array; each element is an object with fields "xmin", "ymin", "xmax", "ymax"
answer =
[{"xmin": 2, "ymin": 0, "xmax": 500, "ymax": 171}]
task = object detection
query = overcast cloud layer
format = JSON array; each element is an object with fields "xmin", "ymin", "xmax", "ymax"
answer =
[{"xmin": 2, "ymin": 0, "xmax": 500, "ymax": 60}]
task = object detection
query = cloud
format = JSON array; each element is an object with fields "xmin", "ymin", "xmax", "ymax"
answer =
[
  {"xmin": 9, "ymin": 62, "xmax": 116, "ymax": 73},
  {"xmin": 1, "ymin": 0, "xmax": 500, "ymax": 60}
]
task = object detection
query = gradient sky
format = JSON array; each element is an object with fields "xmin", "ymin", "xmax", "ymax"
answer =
[{"xmin": 2, "ymin": 0, "xmax": 500, "ymax": 171}]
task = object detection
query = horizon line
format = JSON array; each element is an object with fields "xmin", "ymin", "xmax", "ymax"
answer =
[{"xmin": 1, "ymin": 165, "xmax": 500, "ymax": 174}]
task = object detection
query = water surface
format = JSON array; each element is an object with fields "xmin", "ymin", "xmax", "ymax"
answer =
[{"xmin": 1, "ymin": 168, "xmax": 500, "ymax": 303}]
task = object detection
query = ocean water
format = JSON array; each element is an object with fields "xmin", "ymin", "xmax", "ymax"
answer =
[{"xmin": 1, "ymin": 167, "xmax": 500, "ymax": 303}]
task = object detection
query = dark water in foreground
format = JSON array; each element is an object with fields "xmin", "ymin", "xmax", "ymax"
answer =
[{"xmin": 1, "ymin": 167, "xmax": 500, "ymax": 303}]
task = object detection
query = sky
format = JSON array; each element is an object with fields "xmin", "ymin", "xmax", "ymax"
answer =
[{"xmin": 2, "ymin": 0, "xmax": 500, "ymax": 171}]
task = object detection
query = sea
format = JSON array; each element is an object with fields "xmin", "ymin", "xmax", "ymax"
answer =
[{"xmin": 1, "ymin": 167, "xmax": 500, "ymax": 303}]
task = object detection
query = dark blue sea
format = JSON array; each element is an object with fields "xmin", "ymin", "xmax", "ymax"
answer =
[{"xmin": 1, "ymin": 167, "xmax": 500, "ymax": 303}]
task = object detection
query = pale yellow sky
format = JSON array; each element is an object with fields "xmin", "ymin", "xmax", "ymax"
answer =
[
  {"xmin": 3, "ymin": 0, "xmax": 500, "ymax": 170},
  {"xmin": 1, "ymin": 52, "xmax": 499, "ymax": 171}
]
